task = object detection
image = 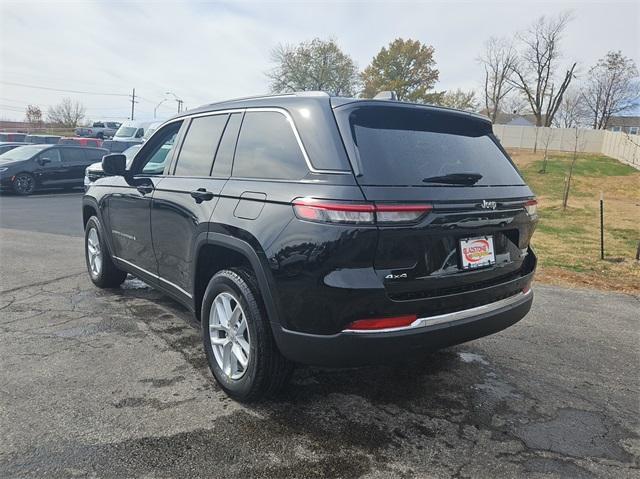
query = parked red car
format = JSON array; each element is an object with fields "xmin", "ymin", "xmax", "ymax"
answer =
[{"xmin": 59, "ymin": 137, "xmax": 103, "ymax": 147}]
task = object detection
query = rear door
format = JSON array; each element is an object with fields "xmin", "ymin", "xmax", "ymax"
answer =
[
  {"xmin": 151, "ymin": 113, "xmax": 241, "ymax": 297},
  {"xmin": 59, "ymin": 147, "xmax": 89, "ymax": 184},
  {"xmin": 333, "ymin": 103, "xmax": 537, "ymax": 298}
]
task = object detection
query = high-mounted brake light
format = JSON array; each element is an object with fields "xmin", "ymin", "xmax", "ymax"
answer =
[
  {"xmin": 524, "ymin": 199, "xmax": 538, "ymax": 216},
  {"xmin": 343, "ymin": 314, "xmax": 418, "ymax": 331},
  {"xmin": 292, "ymin": 198, "xmax": 432, "ymax": 225}
]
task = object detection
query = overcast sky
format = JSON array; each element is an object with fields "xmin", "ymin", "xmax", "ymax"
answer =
[{"xmin": 0, "ymin": 0, "xmax": 638, "ymax": 122}]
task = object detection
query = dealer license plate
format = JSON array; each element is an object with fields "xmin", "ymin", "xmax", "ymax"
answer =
[{"xmin": 460, "ymin": 236, "xmax": 496, "ymax": 270}]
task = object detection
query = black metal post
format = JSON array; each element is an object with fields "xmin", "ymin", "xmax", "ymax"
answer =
[{"xmin": 600, "ymin": 192, "xmax": 604, "ymax": 260}]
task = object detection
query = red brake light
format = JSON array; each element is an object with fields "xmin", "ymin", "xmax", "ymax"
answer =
[
  {"xmin": 344, "ymin": 314, "xmax": 418, "ymax": 331},
  {"xmin": 293, "ymin": 198, "xmax": 432, "ymax": 225}
]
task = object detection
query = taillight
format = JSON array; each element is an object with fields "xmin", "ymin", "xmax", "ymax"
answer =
[
  {"xmin": 343, "ymin": 314, "xmax": 418, "ymax": 331},
  {"xmin": 292, "ymin": 198, "xmax": 432, "ymax": 225},
  {"xmin": 524, "ymin": 199, "xmax": 537, "ymax": 216}
]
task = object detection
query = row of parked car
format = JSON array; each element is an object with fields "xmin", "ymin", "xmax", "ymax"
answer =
[{"xmin": 0, "ymin": 121, "xmax": 161, "ymax": 195}]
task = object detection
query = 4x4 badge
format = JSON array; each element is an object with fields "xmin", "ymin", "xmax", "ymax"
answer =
[
  {"xmin": 385, "ymin": 273, "xmax": 408, "ymax": 280},
  {"xmin": 480, "ymin": 200, "xmax": 497, "ymax": 210}
]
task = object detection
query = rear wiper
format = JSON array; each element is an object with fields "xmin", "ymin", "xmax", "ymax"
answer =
[{"xmin": 422, "ymin": 173, "xmax": 483, "ymax": 185}]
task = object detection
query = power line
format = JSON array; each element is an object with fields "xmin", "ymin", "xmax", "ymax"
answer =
[{"xmin": 0, "ymin": 80, "xmax": 129, "ymax": 97}]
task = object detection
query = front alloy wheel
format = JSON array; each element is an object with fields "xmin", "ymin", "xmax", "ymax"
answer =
[
  {"xmin": 209, "ymin": 292, "xmax": 251, "ymax": 380},
  {"xmin": 86, "ymin": 227, "xmax": 103, "ymax": 278},
  {"xmin": 13, "ymin": 173, "xmax": 35, "ymax": 195}
]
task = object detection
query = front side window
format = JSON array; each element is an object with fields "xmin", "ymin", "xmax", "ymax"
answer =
[
  {"xmin": 38, "ymin": 148, "xmax": 61, "ymax": 164},
  {"xmin": 133, "ymin": 122, "xmax": 182, "ymax": 175},
  {"xmin": 233, "ymin": 111, "xmax": 308, "ymax": 180},
  {"xmin": 174, "ymin": 114, "xmax": 228, "ymax": 177},
  {"xmin": 628, "ymin": 127, "xmax": 638, "ymax": 135}
]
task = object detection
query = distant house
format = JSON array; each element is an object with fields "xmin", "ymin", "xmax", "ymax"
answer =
[{"xmin": 606, "ymin": 116, "xmax": 640, "ymax": 135}]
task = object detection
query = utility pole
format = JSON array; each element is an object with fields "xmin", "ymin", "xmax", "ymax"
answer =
[{"xmin": 130, "ymin": 88, "xmax": 137, "ymax": 120}]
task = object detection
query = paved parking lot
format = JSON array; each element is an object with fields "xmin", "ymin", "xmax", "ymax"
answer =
[{"xmin": 0, "ymin": 191, "xmax": 638, "ymax": 478}]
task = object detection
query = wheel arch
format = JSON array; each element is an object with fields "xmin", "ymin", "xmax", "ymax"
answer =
[{"xmin": 193, "ymin": 232, "xmax": 282, "ymax": 329}]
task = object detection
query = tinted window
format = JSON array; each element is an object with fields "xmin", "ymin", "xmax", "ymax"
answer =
[
  {"xmin": 61, "ymin": 148, "xmax": 84, "ymax": 163},
  {"xmin": 233, "ymin": 111, "xmax": 307, "ymax": 180},
  {"xmin": 174, "ymin": 114, "xmax": 228, "ymax": 176},
  {"xmin": 345, "ymin": 106, "xmax": 524, "ymax": 186},
  {"xmin": 39, "ymin": 148, "xmax": 61, "ymax": 163},
  {"xmin": 212, "ymin": 113, "xmax": 242, "ymax": 177},
  {"xmin": 85, "ymin": 149, "xmax": 107, "ymax": 162},
  {"xmin": 93, "ymin": 122, "xmax": 105, "ymax": 128},
  {"xmin": 135, "ymin": 121, "xmax": 182, "ymax": 175}
]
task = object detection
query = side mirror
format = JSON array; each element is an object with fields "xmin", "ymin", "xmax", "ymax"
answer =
[
  {"xmin": 38, "ymin": 157, "xmax": 51, "ymax": 165},
  {"xmin": 135, "ymin": 129, "xmax": 144, "ymax": 138},
  {"xmin": 102, "ymin": 154, "xmax": 127, "ymax": 176}
]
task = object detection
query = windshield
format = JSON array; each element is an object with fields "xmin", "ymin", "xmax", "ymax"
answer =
[
  {"xmin": 0, "ymin": 145, "xmax": 49, "ymax": 161},
  {"xmin": 115, "ymin": 126, "xmax": 138, "ymax": 137},
  {"xmin": 342, "ymin": 106, "xmax": 524, "ymax": 187}
]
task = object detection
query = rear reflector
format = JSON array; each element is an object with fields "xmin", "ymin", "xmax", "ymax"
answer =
[
  {"xmin": 344, "ymin": 314, "xmax": 418, "ymax": 331},
  {"xmin": 524, "ymin": 199, "xmax": 537, "ymax": 216},
  {"xmin": 293, "ymin": 198, "xmax": 432, "ymax": 225}
]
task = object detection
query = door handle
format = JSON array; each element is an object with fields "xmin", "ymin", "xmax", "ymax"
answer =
[
  {"xmin": 190, "ymin": 188, "xmax": 214, "ymax": 204},
  {"xmin": 136, "ymin": 184, "xmax": 153, "ymax": 195}
]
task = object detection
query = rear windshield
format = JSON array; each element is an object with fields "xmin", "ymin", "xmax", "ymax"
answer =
[{"xmin": 343, "ymin": 106, "xmax": 524, "ymax": 186}]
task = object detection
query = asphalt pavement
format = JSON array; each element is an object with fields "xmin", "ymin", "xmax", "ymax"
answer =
[{"xmin": 0, "ymin": 191, "xmax": 638, "ymax": 478}]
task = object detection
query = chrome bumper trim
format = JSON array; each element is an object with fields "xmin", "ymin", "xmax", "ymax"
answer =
[{"xmin": 343, "ymin": 289, "xmax": 532, "ymax": 334}]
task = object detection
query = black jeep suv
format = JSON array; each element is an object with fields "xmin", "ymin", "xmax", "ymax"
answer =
[{"xmin": 82, "ymin": 92, "xmax": 537, "ymax": 401}]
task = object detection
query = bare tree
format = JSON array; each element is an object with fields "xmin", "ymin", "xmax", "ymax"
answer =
[
  {"xmin": 582, "ymin": 51, "xmax": 640, "ymax": 129},
  {"xmin": 25, "ymin": 104, "xmax": 43, "ymax": 126},
  {"xmin": 479, "ymin": 37, "xmax": 517, "ymax": 122},
  {"xmin": 509, "ymin": 13, "xmax": 577, "ymax": 127},
  {"xmin": 46, "ymin": 97, "xmax": 86, "ymax": 127},
  {"xmin": 267, "ymin": 38, "xmax": 359, "ymax": 96},
  {"xmin": 501, "ymin": 93, "xmax": 529, "ymax": 115},
  {"xmin": 437, "ymin": 89, "xmax": 478, "ymax": 111},
  {"xmin": 562, "ymin": 128, "xmax": 585, "ymax": 209},
  {"xmin": 553, "ymin": 88, "xmax": 588, "ymax": 128},
  {"xmin": 539, "ymin": 128, "xmax": 556, "ymax": 173}
]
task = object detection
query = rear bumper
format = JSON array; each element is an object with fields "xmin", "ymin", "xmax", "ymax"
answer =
[{"xmin": 273, "ymin": 288, "xmax": 533, "ymax": 367}]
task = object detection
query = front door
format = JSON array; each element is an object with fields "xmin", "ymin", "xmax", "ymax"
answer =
[
  {"xmin": 34, "ymin": 148, "xmax": 66, "ymax": 186},
  {"xmin": 106, "ymin": 121, "xmax": 183, "ymax": 276},
  {"xmin": 151, "ymin": 112, "xmax": 242, "ymax": 297}
]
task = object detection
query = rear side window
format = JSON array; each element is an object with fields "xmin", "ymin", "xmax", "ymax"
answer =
[
  {"xmin": 233, "ymin": 111, "xmax": 308, "ymax": 180},
  {"xmin": 212, "ymin": 113, "xmax": 242, "ymax": 178},
  {"xmin": 174, "ymin": 114, "xmax": 228, "ymax": 176},
  {"xmin": 61, "ymin": 148, "xmax": 84, "ymax": 163},
  {"xmin": 85, "ymin": 149, "xmax": 106, "ymax": 162},
  {"xmin": 342, "ymin": 106, "xmax": 524, "ymax": 186}
]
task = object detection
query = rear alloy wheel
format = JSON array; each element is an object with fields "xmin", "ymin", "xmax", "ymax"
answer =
[
  {"xmin": 202, "ymin": 268, "xmax": 293, "ymax": 401},
  {"xmin": 84, "ymin": 216, "xmax": 127, "ymax": 288},
  {"xmin": 13, "ymin": 173, "xmax": 35, "ymax": 195},
  {"xmin": 209, "ymin": 292, "xmax": 251, "ymax": 379}
]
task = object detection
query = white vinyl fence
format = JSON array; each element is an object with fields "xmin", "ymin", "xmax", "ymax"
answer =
[{"xmin": 492, "ymin": 125, "xmax": 640, "ymax": 170}]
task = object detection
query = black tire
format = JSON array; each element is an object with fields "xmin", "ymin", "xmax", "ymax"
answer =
[
  {"xmin": 13, "ymin": 173, "xmax": 36, "ymax": 195},
  {"xmin": 201, "ymin": 268, "xmax": 293, "ymax": 402},
  {"xmin": 84, "ymin": 216, "xmax": 127, "ymax": 288}
]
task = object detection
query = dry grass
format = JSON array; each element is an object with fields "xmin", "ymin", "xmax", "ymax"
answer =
[{"xmin": 509, "ymin": 149, "xmax": 640, "ymax": 294}]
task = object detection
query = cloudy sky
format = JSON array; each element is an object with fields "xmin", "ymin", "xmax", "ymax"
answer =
[{"xmin": 0, "ymin": 0, "xmax": 638, "ymax": 122}]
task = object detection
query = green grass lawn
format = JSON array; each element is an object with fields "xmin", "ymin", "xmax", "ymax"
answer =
[{"xmin": 510, "ymin": 150, "xmax": 640, "ymax": 293}]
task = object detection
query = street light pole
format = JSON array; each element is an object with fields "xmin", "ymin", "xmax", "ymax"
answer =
[
  {"xmin": 165, "ymin": 91, "xmax": 183, "ymax": 114},
  {"xmin": 154, "ymin": 99, "xmax": 169, "ymax": 119}
]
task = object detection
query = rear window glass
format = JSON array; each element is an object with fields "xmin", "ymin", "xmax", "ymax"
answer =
[
  {"xmin": 174, "ymin": 114, "xmax": 228, "ymax": 176},
  {"xmin": 345, "ymin": 106, "xmax": 524, "ymax": 186},
  {"xmin": 233, "ymin": 111, "xmax": 308, "ymax": 180}
]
